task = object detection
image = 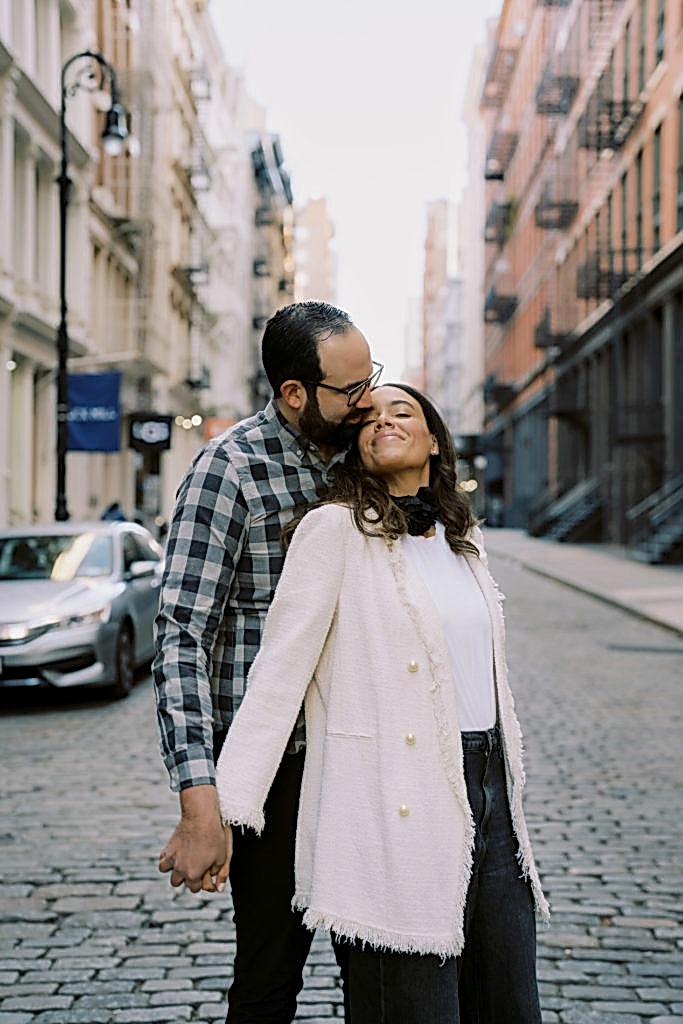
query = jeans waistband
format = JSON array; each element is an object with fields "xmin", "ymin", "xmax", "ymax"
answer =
[{"xmin": 461, "ymin": 724, "xmax": 501, "ymax": 754}]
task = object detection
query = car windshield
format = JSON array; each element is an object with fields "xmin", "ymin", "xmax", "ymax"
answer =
[{"xmin": 0, "ymin": 533, "xmax": 113, "ymax": 581}]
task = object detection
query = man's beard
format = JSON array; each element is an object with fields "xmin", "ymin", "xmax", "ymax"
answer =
[{"xmin": 299, "ymin": 394, "xmax": 361, "ymax": 452}]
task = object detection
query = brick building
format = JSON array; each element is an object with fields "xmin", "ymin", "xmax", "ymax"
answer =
[{"xmin": 481, "ymin": 0, "xmax": 683, "ymax": 562}]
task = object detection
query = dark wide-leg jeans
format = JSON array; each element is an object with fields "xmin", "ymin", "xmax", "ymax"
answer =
[{"xmin": 347, "ymin": 726, "xmax": 542, "ymax": 1024}]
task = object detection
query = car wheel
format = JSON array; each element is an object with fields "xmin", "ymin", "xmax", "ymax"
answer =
[{"xmin": 111, "ymin": 623, "xmax": 134, "ymax": 699}]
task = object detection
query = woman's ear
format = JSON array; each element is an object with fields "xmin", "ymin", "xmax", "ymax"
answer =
[
  {"xmin": 279, "ymin": 380, "xmax": 307, "ymax": 411},
  {"xmin": 430, "ymin": 437, "xmax": 439, "ymax": 455}
]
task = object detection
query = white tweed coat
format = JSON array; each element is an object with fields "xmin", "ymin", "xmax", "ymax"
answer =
[{"xmin": 215, "ymin": 503, "xmax": 549, "ymax": 957}]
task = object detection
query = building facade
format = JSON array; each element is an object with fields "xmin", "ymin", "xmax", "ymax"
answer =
[
  {"xmin": 0, "ymin": 0, "xmax": 293, "ymax": 530},
  {"xmin": 294, "ymin": 196, "xmax": 338, "ymax": 303},
  {"xmin": 479, "ymin": 0, "xmax": 683, "ymax": 562}
]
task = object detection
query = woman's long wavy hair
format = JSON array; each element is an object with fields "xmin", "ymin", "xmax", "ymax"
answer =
[{"xmin": 284, "ymin": 383, "xmax": 480, "ymax": 557}]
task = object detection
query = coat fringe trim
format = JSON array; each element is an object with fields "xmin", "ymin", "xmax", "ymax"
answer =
[
  {"xmin": 294, "ymin": 900, "xmax": 465, "ymax": 959},
  {"xmin": 219, "ymin": 807, "xmax": 265, "ymax": 834}
]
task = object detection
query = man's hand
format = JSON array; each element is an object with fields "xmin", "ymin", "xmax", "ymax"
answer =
[{"xmin": 158, "ymin": 784, "xmax": 228, "ymax": 893}]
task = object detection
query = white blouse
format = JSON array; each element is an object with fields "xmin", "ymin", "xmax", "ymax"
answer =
[{"xmin": 403, "ymin": 522, "xmax": 496, "ymax": 731}]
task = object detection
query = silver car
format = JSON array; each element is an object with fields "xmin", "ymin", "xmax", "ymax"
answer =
[{"xmin": 0, "ymin": 521, "xmax": 164, "ymax": 699}]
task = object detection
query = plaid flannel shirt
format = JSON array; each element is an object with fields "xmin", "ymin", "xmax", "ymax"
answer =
[{"xmin": 153, "ymin": 400, "xmax": 346, "ymax": 791}]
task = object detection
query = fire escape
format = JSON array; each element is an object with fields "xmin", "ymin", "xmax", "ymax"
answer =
[
  {"xmin": 536, "ymin": 0, "xmax": 651, "ymax": 542},
  {"xmin": 532, "ymin": 0, "xmax": 580, "ymax": 356},
  {"xmin": 173, "ymin": 62, "xmax": 212, "ymax": 393},
  {"xmin": 573, "ymin": 2, "xmax": 646, "ymax": 310},
  {"xmin": 481, "ymin": 30, "xmax": 520, "ymax": 418},
  {"xmin": 249, "ymin": 135, "xmax": 295, "ymax": 406}
]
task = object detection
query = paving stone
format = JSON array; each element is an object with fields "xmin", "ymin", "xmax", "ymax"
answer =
[
  {"xmin": 195, "ymin": 1011, "xmax": 227, "ymax": 1024},
  {"xmin": 169, "ymin": 966, "xmax": 231, "ymax": 981},
  {"xmin": 638, "ymin": 988, "xmax": 683, "ymax": 1001},
  {"xmin": 0, "ymin": 984, "xmax": 58, "ymax": 999},
  {"xmin": 30, "ymin": 1012, "xmax": 112, "ymax": 1024},
  {"xmin": 96, "ymin": 967, "xmax": 167, "ymax": 982},
  {"xmin": 0, "ymin": 927, "xmax": 54, "ymax": 943},
  {"xmin": 119, "ymin": 944, "xmax": 183, "ymax": 958},
  {"xmin": 50, "ymin": 956, "xmax": 120, "ymax": 970},
  {"xmin": 50, "ymin": 896, "xmax": 139, "ymax": 913},
  {"xmin": 141, "ymin": 980, "xmax": 193, "ymax": 992},
  {"xmin": 589, "ymin": 1002, "xmax": 668, "ymax": 1014},
  {"xmin": 558, "ymin": 1010, "xmax": 643, "ymax": 1024},
  {"xmin": 72, "ymin": 993, "xmax": 150, "ymax": 1009},
  {"xmin": 110, "ymin": 1008, "xmax": 192, "ymax": 1022},
  {"xmin": 0, "ymin": 998, "xmax": 73, "ymax": 1012}
]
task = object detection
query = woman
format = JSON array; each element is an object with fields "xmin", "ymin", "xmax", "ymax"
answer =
[{"xmin": 215, "ymin": 384, "xmax": 549, "ymax": 1023}]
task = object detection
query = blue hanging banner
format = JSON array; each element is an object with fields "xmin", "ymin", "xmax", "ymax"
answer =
[{"xmin": 67, "ymin": 371, "xmax": 121, "ymax": 452}]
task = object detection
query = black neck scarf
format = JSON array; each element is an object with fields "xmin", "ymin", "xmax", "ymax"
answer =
[{"xmin": 392, "ymin": 486, "xmax": 438, "ymax": 536}]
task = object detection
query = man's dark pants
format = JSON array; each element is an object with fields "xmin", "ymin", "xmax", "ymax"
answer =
[{"xmin": 213, "ymin": 736, "xmax": 349, "ymax": 1024}]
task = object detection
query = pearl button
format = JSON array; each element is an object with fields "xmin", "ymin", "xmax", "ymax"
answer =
[
  {"xmin": 408, "ymin": 660, "xmax": 419, "ymax": 673},
  {"xmin": 398, "ymin": 805, "xmax": 410, "ymax": 817},
  {"xmin": 405, "ymin": 733, "xmax": 416, "ymax": 745}
]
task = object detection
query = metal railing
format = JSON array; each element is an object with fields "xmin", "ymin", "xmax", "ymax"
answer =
[{"xmin": 625, "ymin": 472, "xmax": 683, "ymax": 549}]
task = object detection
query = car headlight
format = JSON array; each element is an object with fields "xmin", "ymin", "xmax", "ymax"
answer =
[
  {"xmin": 0, "ymin": 622, "xmax": 52, "ymax": 643},
  {"xmin": 0, "ymin": 605, "xmax": 112, "ymax": 643},
  {"xmin": 55, "ymin": 604, "xmax": 113, "ymax": 629}
]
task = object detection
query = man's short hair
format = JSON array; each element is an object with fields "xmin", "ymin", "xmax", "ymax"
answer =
[{"xmin": 262, "ymin": 301, "xmax": 354, "ymax": 395}]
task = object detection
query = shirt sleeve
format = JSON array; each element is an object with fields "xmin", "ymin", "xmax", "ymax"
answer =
[
  {"xmin": 215, "ymin": 504, "xmax": 348, "ymax": 831},
  {"xmin": 153, "ymin": 443, "xmax": 248, "ymax": 791}
]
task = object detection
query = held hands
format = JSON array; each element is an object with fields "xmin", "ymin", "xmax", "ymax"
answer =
[{"xmin": 158, "ymin": 784, "xmax": 232, "ymax": 894}]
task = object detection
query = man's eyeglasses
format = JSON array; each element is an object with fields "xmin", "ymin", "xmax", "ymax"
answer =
[{"xmin": 303, "ymin": 361, "xmax": 384, "ymax": 407}]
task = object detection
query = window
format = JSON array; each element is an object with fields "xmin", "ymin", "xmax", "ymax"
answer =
[
  {"xmin": 35, "ymin": 156, "xmax": 52, "ymax": 294},
  {"xmin": 678, "ymin": 97, "xmax": 683, "ymax": 232},
  {"xmin": 621, "ymin": 171, "xmax": 629, "ymax": 271},
  {"xmin": 638, "ymin": 0, "xmax": 647, "ymax": 92},
  {"xmin": 623, "ymin": 19, "xmax": 631, "ymax": 102},
  {"xmin": 653, "ymin": 125, "xmax": 661, "ymax": 251},
  {"xmin": 636, "ymin": 150, "xmax": 644, "ymax": 260},
  {"xmin": 655, "ymin": 0, "xmax": 665, "ymax": 64}
]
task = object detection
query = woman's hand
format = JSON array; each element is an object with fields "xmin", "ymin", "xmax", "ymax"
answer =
[{"xmin": 208, "ymin": 823, "xmax": 233, "ymax": 893}]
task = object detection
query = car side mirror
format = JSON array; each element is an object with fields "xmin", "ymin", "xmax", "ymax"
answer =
[{"xmin": 128, "ymin": 559, "xmax": 160, "ymax": 579}]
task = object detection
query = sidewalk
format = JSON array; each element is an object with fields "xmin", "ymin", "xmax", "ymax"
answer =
[{"xmin": 481, "ymin": 527, "xmax": 683, "ymax": 636}]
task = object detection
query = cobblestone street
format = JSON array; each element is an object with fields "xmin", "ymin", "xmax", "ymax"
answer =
[{"xmin": 1, "ymin": 549, "xmax": 682, "ymax": 1024}]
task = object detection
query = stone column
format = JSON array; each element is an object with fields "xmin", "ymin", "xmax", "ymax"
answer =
[{"xmin": 0, "ymin": 77, "xmax": 16, "ymax": 287}]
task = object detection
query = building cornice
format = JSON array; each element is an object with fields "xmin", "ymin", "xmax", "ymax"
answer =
[{"xmin": 3, "ymin": 50, "xmax": 90, "ymax": 167}]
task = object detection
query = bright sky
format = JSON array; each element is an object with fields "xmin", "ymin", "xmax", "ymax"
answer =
[{"xmin": 209, "ymin": 0, "xmax": 502, "ymax": 378}]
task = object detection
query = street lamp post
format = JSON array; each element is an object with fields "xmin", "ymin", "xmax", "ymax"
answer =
[{"xmin": 55, "ymin": 51, "xmax": 129, "ymax": 521}]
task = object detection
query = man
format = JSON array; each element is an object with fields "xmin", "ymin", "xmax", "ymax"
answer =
[{"xmin": 154, "ymin": 301, "xmax": 380, "ymax": 1023}]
